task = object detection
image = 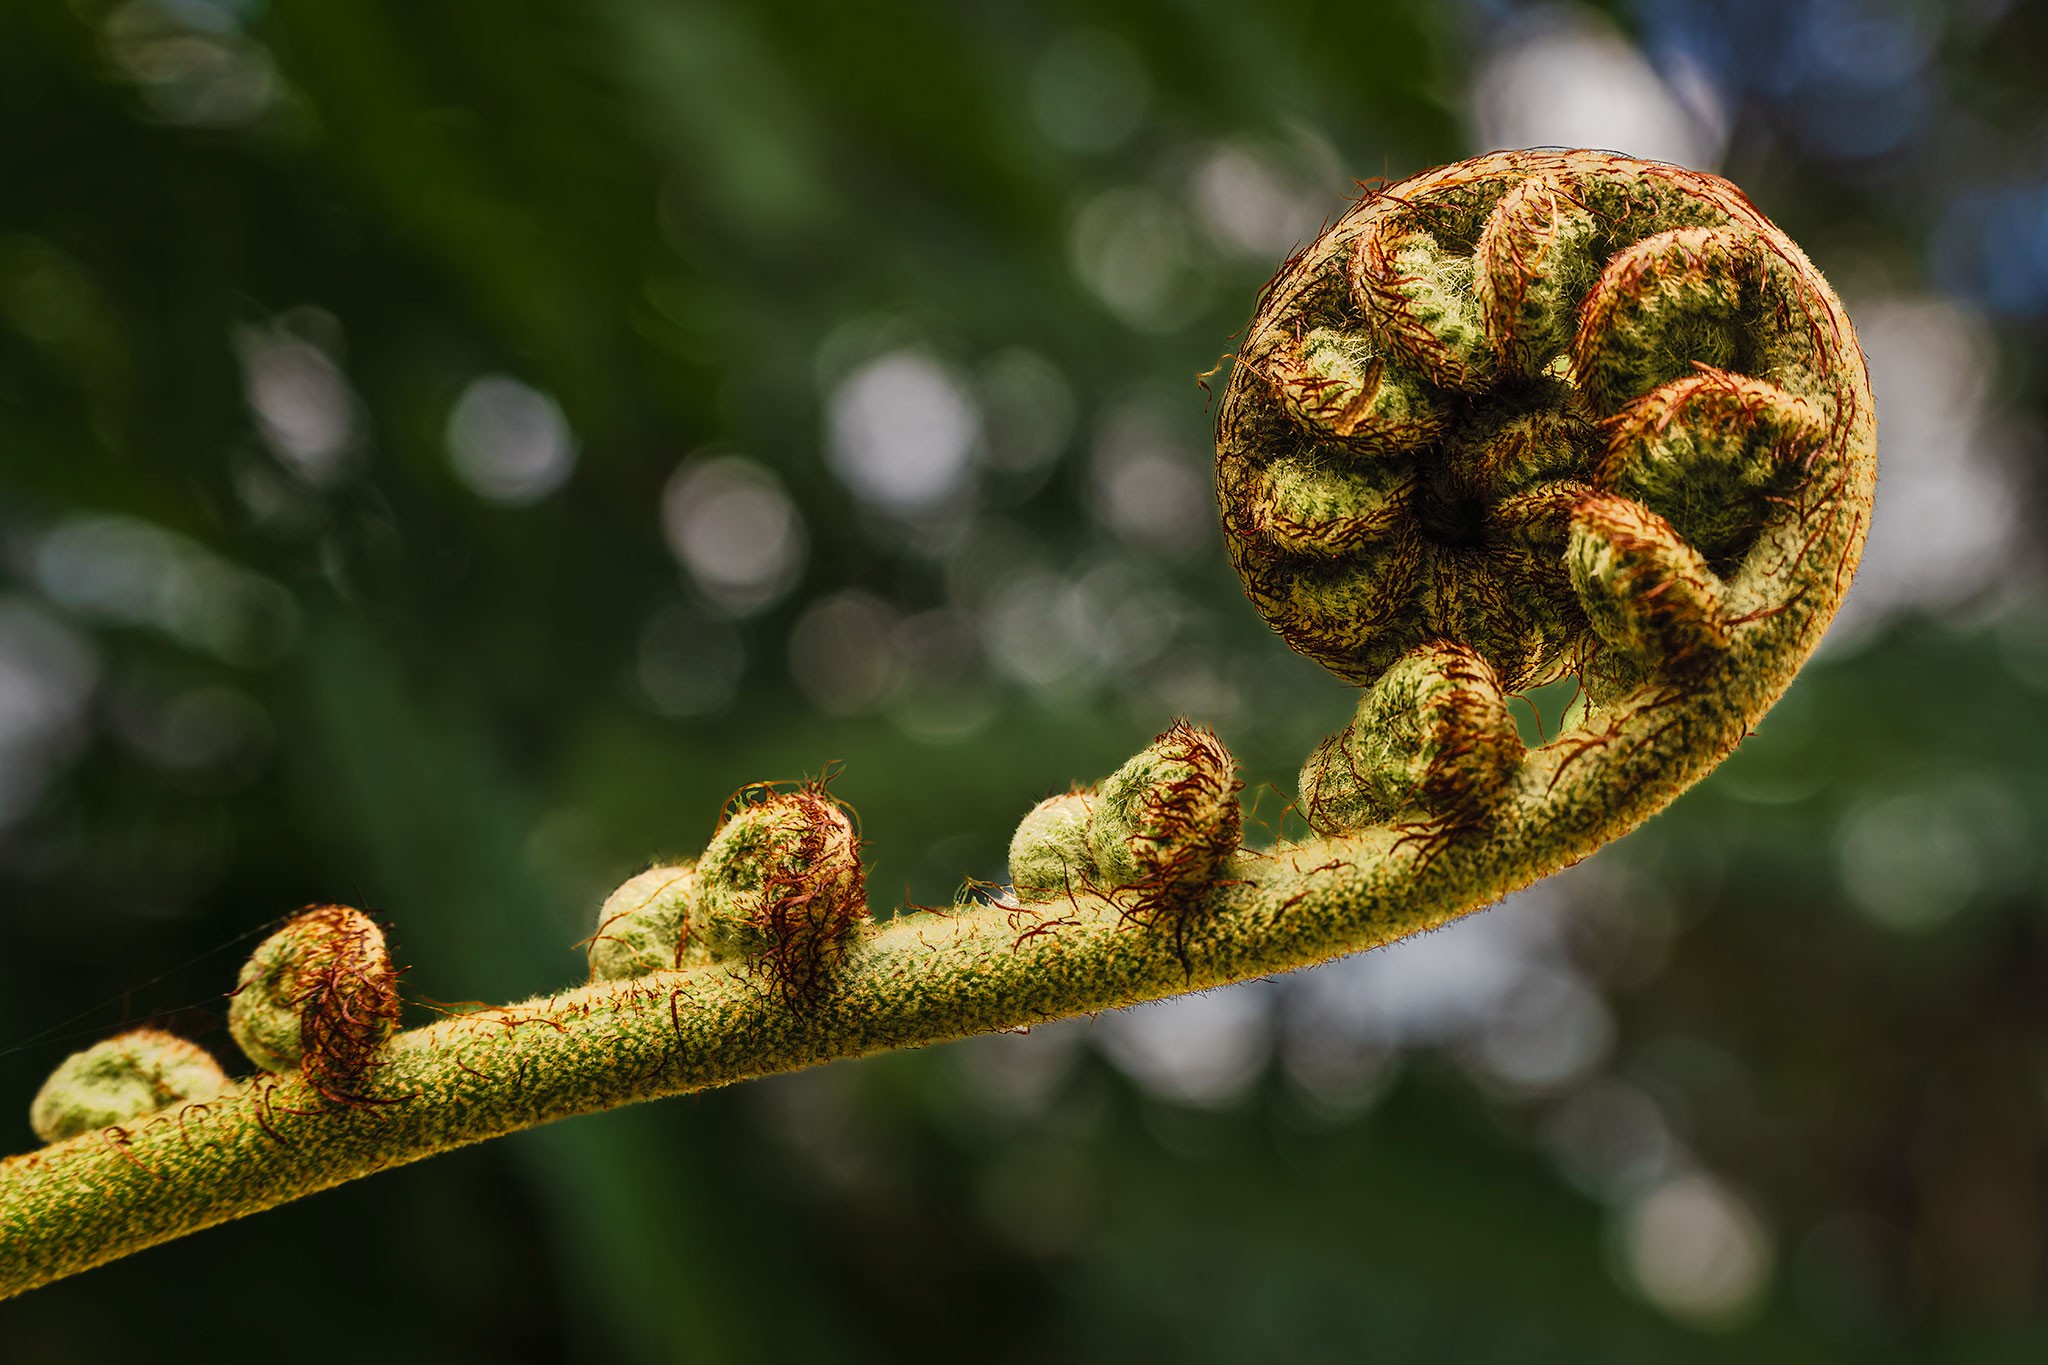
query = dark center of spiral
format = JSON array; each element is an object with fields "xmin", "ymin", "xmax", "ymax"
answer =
[{"xmin": 1415, "ymin": 485, "xmax": 1488, "ymax": 548}]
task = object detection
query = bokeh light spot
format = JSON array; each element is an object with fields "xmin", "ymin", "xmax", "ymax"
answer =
[
  {"xmin": 1621, "ymin": 1172, "xmax": 1774, "ymax": 1326},
  {"xmin": 661, "ymin": 456, "xmax": 806, "ymax": 617},
  {"xmin": 1471, "ymin": 9, "xmax": 1727, "ymax": 169},
  {"xmin": 1095, "ymin": 985, "xmax": 1272, "ymax": 1108},
  {"xmin": 446, "ymin": 374, "xmax": 578, "ymax": 506},
  {"xmin": 825, "ymin": 350, "xmax": 981, "ymax": 515},
  {"xmin": 236, "ymin": 312, "xmax": 360, "ymax": 487}
]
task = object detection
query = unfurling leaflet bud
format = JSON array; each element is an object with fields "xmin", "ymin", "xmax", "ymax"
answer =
[
  {"xmin": 1569, "ymin": 228, "xmax": 1780, "ymax": 417},
  {"xmin": 1569, "ymin": 491, "xmax": 1730, "ymax": 684},
  {"xmin": 1217, "ymin": 150, "xmax": 1868, "ymax": 696},
  {"xmin": 1599, "ymin": 368, "xmax": 1827, "ymax": 565},
  {"xmin": 229, "ymin": 905, "xmax": 400, "ymax": 1099},
  {"xmin": 697, "ymin": 781, "xmax": 867, "ymax": 997},
  {"xmin": 1007, "ymin": 788, "xmax": 1096, "ymax": 903},
  {"xmin": 1257, "ymin": 326, "xmax": 1445, "ymax": 453},
  {"xmin": 588, "ymin": 863, "xmax": 712, "ymax": 980},
  {"xmin": 29, "ymin": 1029, "xmax": 227, "ymax": 1144},
  {"xmin": 1089, "ymin": 720, "xmax": 1242, "ymax": 910},
  {"xmin": 1473, "ymin": 175, "xmax": 1603, "ymax": 378},
  {"xmin": 1353, "ymin": 229, "xmax": 1495, "ymax": 390},
  {"xmin": 1300, "ymin": 641, "xmax": 1524, "ymax": 832}
]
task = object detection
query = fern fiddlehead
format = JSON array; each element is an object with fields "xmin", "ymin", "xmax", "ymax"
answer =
[{"xmin": 0, "ymin": 150, "xmax": 1874, "ymax": 1296}]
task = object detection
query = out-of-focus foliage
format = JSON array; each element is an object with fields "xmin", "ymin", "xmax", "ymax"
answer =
[{"xmin": 2, "ymin": 0, "xmax": 2047, "ymax": 1358}]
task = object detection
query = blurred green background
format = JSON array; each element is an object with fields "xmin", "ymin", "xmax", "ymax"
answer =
[{"xmin": 4, "ymin": 0, "xmax": 2048, "ymax": 1358}]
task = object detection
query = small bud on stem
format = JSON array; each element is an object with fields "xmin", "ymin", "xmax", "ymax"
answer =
[
  {"xmin": 29, "ymin": 1030, "xmax": 227, "ymax": 1145},
  {"xmin": 229, "ymin": 905, "xmax": 400, "ymax": 1102}
]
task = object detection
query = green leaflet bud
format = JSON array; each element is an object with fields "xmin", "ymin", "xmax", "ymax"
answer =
[
  {"xmin": 1600, "ymin": 368, "xmax": 1828, "ymax": 565},
  {"xmin": 1569, "ymin": 228, "xmax": 1751, "ymax": 416},
  {"xmin": 1299, "ymin": 641, "xmax": 1524, "ymax": 831},
  {"xmin": 1256, "ymin": 325, "xmax": 1446, "ymax": 454},
  {"xmin": 29, "ymin": 1029, "xmax": 227, "ymax": 1145},
  {"xmin": 1252, "ymin": 454, "xmax": 1414, "ymax": 559},
  {"xmin": 1569, "ymin": 491, "xmax": 1731, "ymax": 681},
  {"xmin": 229, "ymin": 905, "xmax": 400, "ymax": 1100},
  {"xmin": 697, "ymin": 781, "xmax": 867, "ymax": 997},
  {"xmin": 1474, "ymin": 174, "xmax": 1604, "ymax": 377},
  {"xmin": 1264, "ymin": 532, "xmax": 1427, "ymax": 684},
  {"xmin": 588, "ymin": 863, "xmax": 712, "ymax": 980},
  {"xmin": 1089, "ymin": 720, "xmax": 1242, "ymax": 911},
  {"xmin": 1008, "ymin": 789, "xmax": 1096, "ymax": 903},
  {"xmin": 1354, "ymin": 230, "xmax": 1495, "ymax": 391}
]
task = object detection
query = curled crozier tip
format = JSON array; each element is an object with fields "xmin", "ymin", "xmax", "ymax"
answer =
[
  {"xmin": 588, "ymin": 862, "xmax": 708, "ymax": 980},
  {"xmin": 1220, "ymin": 150, "xmax": 1872, "ymax": 860},
  {"xmin": 696, "ymin": 780, "xmax": 869, "ymax": 997},
  {"xmin": 229, "ymin": 904, "xmax": 400, "ymax": 1100},
  {"xmin": 28, "ymin": 1029, "xmax": 228, "ymax": 1145}
]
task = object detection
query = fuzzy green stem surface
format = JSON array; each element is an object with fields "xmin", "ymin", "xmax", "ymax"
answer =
[{"xmin": 0, "ymin": 638, "xmax": 1770, "ymax": 1298}]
